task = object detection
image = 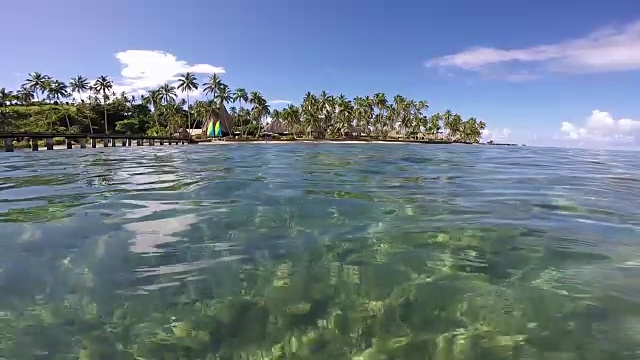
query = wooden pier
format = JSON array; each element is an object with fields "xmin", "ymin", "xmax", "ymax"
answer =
[{"xmin": 0, "ymin": 132, "xmax": 189, "ymax": 152}]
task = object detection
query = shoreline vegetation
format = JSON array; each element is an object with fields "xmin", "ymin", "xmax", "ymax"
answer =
[
  {"xmin": 3, "ymin": 137, "xmax": 521, "ymax": 150},
  {"xmin": 1, "ymin": 72, "xmax": 492, "ymax": 147}
]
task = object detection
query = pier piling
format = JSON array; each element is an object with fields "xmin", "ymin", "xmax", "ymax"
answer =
[
  {"xmin": 4, "ymin": 138, "xmax": 14, "ymax": 152},
  {"xmin": 0, "ymin": 133, "xmax": 189, "ymax": 152}
]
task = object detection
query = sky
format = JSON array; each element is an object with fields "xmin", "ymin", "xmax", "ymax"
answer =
[{"xmin": 2, "ymin": 0, "xmax": 640, "ymax": 149}]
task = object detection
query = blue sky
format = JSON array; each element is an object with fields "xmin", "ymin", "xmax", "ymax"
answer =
[{"xmin": 2, "ymin": 0, "xmax": 640, "ymax": 148}]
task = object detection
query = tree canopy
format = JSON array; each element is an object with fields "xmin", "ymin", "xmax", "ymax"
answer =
[{"xmin": 0, "ymin": 73, "xmax": 486, "ymax": 142}]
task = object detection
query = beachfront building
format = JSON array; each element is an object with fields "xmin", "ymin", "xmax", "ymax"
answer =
[
  {"xmin": 263, "ymin": 119, "xmax": 291, "ymax": 136},
  {"xmin": 201, "ymin": 105, "xmax": 234, "ymax": 138},
  {"xmin": 343, "ymin": 124, "xmax": 367, "ymax": 138}
]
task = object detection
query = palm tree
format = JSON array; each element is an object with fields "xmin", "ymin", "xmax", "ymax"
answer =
[
  {"xmin": 373, "ymin": 93, "xmax": 388, "ymax": 138},
  {"xmin": 191, "ymin": 100, "xmax": 209, "ymax": 130},
  {"xmin": 249, "ymin": 91, "xmax": 268, "ymax": 136},
  {"xmin": 158, "ymin": 83, "xmax": 177, "ymax": 105},
  {"xmin": 69, "ymin": 76, "xmax": 89, "ymax": 103},
  {"xmin": 0, "ymin": 88, "xmax": 13, "ymax": 110},
  {"xmin": 158, "ymin": 83, "xmax": 177, "ymax": 133},
  {"xmin": 92, "ymin": 76, "xmax": 113, "ymax": 134},
  {"xmin": 282, "ymin": 104, "xmax": 301, "ymax": 137},
  {"xmin": 141, "ymin": 89, "xmax": 162, "ymax": 131},
  {"xmin": 203, "ymin": 74, "xmax": 222, "ymax": 102},
  {"xmin": 215, "ymin": 84, "xmax": 232, "ymax": 110},
  {"xmin": 23, "ymin": 72, "xmax": 50, "ymax": 102},
  {"xmin": 176, "ymin": 72, "xmax": 199, "ymax": 132},
  {"xmin": 16, "ymin": 87, "xmax": 34, "ymax": 105},
  {"xmin": 233, "ymin": 88, "xmax": 249, "ymax": 137},
  {"xmin": 47, "ymin": 80, "xmax": 72, "ymax": 131},
  {"xmin": 69, "ymin": 75, "xmax": 92, "ymax": 133},
  {"xmin": 41, "ymin": 78, "xmax": 54, "ymax": 103}
]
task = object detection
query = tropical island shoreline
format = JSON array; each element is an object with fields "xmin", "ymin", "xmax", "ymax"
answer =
[
  {"xmin": 199, "ymin": 138, "xmax": 521, "ymax": 146},
  {"xmin": 3, "ymin": 72, "xmax": 491, "ymax": 147},
  {"xmin": 2, "ymin": 137, "xmax": 521, "ymax": 151},
  {"xmin": 203, "ymin": 141, "xmax": 521, "ymax": 146}
]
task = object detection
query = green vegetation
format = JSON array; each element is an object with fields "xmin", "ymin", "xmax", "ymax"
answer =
[{"xmin": 1, "ymin": 72, "xmax": 486, "ymax": 142}]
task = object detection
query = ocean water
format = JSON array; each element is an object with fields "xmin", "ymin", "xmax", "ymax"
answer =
[{"xmin": 0, "ymin": 144, "xmax": 639, "ymax": 359}]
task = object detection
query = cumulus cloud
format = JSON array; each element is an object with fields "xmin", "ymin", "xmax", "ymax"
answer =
[
  {"xmin": 112, "ymin": 50, "xmax": 225, "ymax": 97},
  {"xmin": 560, "ymin": 110, "xmax": 640, "ymax": 144},
  {"xmin": 482, "ymin": 127, "xmax": 511, "ymax": 142},
  {"xmin": 426, "ymin": 20, "xmax": 640, "ymax": 79}
]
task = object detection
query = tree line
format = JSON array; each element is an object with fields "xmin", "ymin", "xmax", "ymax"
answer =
[{"xmin": 0, "ymin": 72, "xmax": 486, "ymax": 142}]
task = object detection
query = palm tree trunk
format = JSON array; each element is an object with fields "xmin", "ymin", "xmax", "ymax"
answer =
[
  {"xmin": 104, "ymin": 106, "xmax": 108, "ymax": 134},
  {"xmin": 79, "ymin": 92, "xmax": 93, "ymax": 134},
  {"xmin": 152, "ymin": 102, "xmax": 160, "ymax": 131},
  {"xmin": 65, "ymin": 113, "xmax": 71, "ymax": 132},
  {"xmin": 239, "ymin": 101, "xmax": 245, "ymax": 138},
  {"xmin": 186, "ymin": 92, "xmax": 191, "ymax": 132},
  {"xmin": 102, "ymin": 92, "xmax": 109, "ymax": 134},
  {"xmin": 256, "ymin": 115, "xmax": 261, "ymax": 138}
]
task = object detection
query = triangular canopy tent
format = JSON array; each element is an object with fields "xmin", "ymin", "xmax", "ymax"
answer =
[
  {"xmin": 202, "ymin": 105, "xmax": 234, "ymax": 138},
  {"xmin": 263, "ymin": 119, "xmax": 290, "ymax": 135}
]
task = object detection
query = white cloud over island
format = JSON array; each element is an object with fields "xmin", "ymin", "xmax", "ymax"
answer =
[
  {"xmin": 111, "ymin": 50, "xmax": 225, "ymax": 96},
  {"xmin": 268, "ymin": 100, "xmax": 292, "ymax": 105},
  {"xmin": 426, "ymin": 20, "xmax": 640, "ymax": 80},
  {"xmin": 560, "ymin": 110, "xmax": 640, "ymax": 145}
]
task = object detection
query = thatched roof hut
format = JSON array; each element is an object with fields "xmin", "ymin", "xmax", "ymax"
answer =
[
  {"xmin": 387, "ymin": 130, "xmax": 404, "ymax": 139},
  {"xmin": 344, "ymin": 124, "xmax": 366, "ymax": 136},
  {"xmin": 263, "ymin": 119, "xmax": 290, "ymax": 135},
  {"xmin": 202, "ymin": 105, "xmax": 234, "ymax": 138}
]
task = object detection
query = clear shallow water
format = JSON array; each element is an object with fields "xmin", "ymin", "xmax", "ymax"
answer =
[{"xmin": 0, "ymin": 144, "xmax": 639, "ymax": 359}]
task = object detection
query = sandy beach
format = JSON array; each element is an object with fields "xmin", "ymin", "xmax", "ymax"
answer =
[{"xmin": 203, "ymin": 139, "xmax": 429, "ymax": 145}]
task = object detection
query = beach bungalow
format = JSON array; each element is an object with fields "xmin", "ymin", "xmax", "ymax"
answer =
[
  {"xmin": 343, "ymin": 124, "xmax": 366, "ymax": 138},
  {"xmin": 201, "ymin": 105, "xmax": 234, "ymax": 138},
  {"xmin": 263, "ymin": 119, "xmax": 291, "ymax": 136}
]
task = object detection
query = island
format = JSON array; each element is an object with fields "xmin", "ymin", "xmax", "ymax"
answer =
[{"xmin": 0, "ymin": 72, "xmax": 488, "ymax": 149}]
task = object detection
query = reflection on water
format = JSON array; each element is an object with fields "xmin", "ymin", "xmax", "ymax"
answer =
[{"xmin": 0, "ymin": 145, "xmax": 639, "ymax": 359}]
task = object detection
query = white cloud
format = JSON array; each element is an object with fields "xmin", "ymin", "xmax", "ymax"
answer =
[
  {"xmin": 560, "ymin": 110, "xmax": 640, "ymax": 144},
  {"xmin": 482, "ymin": 127, "xmax": 511, "ymax": 142},
  {"xmin": 426, "ymin": 20, "xmax": 640, "ymax": 79},
  {"xmin": 268, "ymin": 100, "xmax": 292, "ymax": 105},
  {"xmin": 112, "ymin": 50, "xmax": 225, "ymax": 96}
]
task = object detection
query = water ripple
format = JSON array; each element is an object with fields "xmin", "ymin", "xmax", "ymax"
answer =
[{"xmin": 0, "ymin": 144, "xmax": 639, "ymax": 357}]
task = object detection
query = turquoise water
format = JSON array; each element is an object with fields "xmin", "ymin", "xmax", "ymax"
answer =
[{"xmin": 0, "ymin": 144, "xmax": 639, "ymax": 359}]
